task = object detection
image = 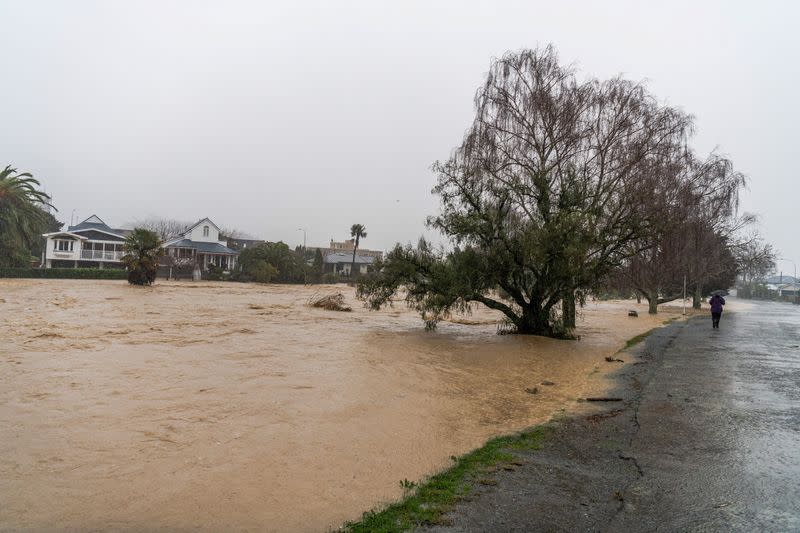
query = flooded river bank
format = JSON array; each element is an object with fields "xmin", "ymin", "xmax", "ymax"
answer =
[{"xmin": 1, "ymin": 280, "xmax": 686, "ymax": 531}]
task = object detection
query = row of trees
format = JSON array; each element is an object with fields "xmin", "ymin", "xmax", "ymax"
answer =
[
  {"xmin": 357, "ymin": 45, "xmax": 770, "ymax": 337},
  {"xmin": 235, "ymin": 223, "xmax": 369, "ymax": 284}
]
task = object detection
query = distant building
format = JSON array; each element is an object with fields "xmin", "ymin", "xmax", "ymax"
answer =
[
  {"xmin": 763, "ymin": 274, "xmax": 799, "ymax": 291},
  {"xmin": 307, "ymin": 239, "xmax": 383, "ymax": 261},
  {"xmin": 323, "ymin": 252, "xmax": 376, "ymax": 276},
  {"xmin": 776, "ymin": 283, "xmax": 800, "ymax": 298},
  {"xmin": 163, "ymin": 218, "xmax": 239, "ymax": 272},
  {"xmin": 42, "ymin": 215, "xmax": 130, "ymax": 269},
  {"xmin": 227, "ymin": 237, "xmax": 266, "ymax": 250}
]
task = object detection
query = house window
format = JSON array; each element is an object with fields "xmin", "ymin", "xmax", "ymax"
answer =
[
  {"xmin": 203, "ymin": 226, "xmax": 209, "ymax": 237},
  {"xmin": 55, "ymin": 240, "xmax": 74, "ymax": 252}
]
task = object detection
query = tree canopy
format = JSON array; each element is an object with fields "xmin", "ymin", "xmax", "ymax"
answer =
[
  {"xmin": 358, "ymin": 46, "xmax": 746, "ymax": 335},
  {"xmin": 0, "ymin": 165, "xmax": 57, "ymax": 267},
  {"xmin": 122, "ymin": 228, "xmax": 165, "ymax": 285},
  {"xmin": 237, "ymin": 241, "xmax": 305, "ymax": 283}
]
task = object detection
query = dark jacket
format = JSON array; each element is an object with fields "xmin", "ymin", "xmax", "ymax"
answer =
[{"xmin": 710, "ymin": 295, "xmax": 725, "ymax": 313}]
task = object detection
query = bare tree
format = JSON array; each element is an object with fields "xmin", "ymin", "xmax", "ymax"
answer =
[
  {"xmin": 129, "ymin": 217, "xmax": 191, "ymax": 241},
  {"xmin": 680, "ymin": 152, "xmax": 747, "ymax": 307},
  {"xmin": 734, "ymin": 232, "xmax": 777, "ymax": 286}
]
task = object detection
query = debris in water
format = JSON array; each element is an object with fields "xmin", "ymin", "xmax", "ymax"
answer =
[
  {"xmin": 628, "ymin": 310, "xmax": 638, "ymax": 317},
  {"xmin": 540, "ymin": 380, "xmax": 555, "ymax": 386},
  {"xmin": 525, "ymin": 387, "xmax": 539, "ymax": 395},
  {"xmin": 605, "ymin": 356, "xmax": 624, "ymax": 363},
  {"xmin": 308, "ymin": 292, "xmax": 352, "ymax": 312}
]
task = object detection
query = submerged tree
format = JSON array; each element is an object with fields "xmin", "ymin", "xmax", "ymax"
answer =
[
  {"xmin": 0, "ymin": 165, "xmax": 56, "ymax": 267},
  {"xmin": 122, "ymin": 228, "xmax": 165, "ymax": 285},
  {"xmin": 358, "ymin": 46, "xmax": 691, "ymax": 336}
]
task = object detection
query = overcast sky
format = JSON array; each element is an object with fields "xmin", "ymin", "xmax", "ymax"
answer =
[{"xmin": 2, "ymin": 1, "xmax": 798, "ymax": 271}]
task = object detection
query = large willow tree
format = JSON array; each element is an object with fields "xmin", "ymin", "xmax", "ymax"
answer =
[
  {"xmin": 0, "ymin": 165, "xmax": 56, "ymax": 267},
  {"xmin": 358, "ymin": 46, "xmax": 691, "ymax": 337}
]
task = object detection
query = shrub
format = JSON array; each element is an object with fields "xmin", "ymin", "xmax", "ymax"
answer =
[
  {"xmin": 0, "ymin": 267, "xmax": 127, "ymax": 280},
  {"xmin": 205, "ymin": 264, "xmax": 227, "ymax": 281}
]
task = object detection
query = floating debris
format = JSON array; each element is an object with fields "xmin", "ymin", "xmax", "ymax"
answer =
[{"xmin": 308, "ymin": 292, "xmax": 352, "ymax": 312}]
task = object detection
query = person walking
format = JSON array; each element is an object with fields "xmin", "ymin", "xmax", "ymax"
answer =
[{"xmin": 709, "ymin": 293, "xmax": 726, "ymax": 328}]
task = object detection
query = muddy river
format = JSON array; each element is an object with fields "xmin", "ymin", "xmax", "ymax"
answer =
[{"xmin": 0, "ymin": 280, "xmax": 684, "ymax": 531}]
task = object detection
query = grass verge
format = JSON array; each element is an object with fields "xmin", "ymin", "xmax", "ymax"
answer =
[
  {"xmin": 341, "ymin": 425, "xmax": 552, "ymax": 533},
  {"xmin": 623, "ymin": 328, "xmax": 656, "ymax": 350}
]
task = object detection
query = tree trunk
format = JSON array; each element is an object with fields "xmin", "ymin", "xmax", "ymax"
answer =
[
  {"xmin": 693, "ymin": 283, "xmax": 702, "ymax": 309},
  {"xmin": 562, "ymin": 291, "xmax": 576, "ymax": 330},
  {"xmin": 636, "ymin": 293, "xmax": 642, "ymax": 304},
  {"xmin": 351, "ymin": 238, "xmax": 359, "ymax": 279},
  {"xmin": 647, "ymin": 297, "xmax": 658, "ymax": 315},
  {"xmin": 515, "ymin": 306, "xmax": 554, "ymax": 336}
]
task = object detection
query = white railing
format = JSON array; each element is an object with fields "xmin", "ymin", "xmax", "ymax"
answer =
[{"xmin": 80, "ymin": 250, "xmax": 124, "ymax": 261}]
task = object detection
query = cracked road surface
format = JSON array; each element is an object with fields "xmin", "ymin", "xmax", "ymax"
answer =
[{"xmin": 425, "ymin": 300, "xmax": 800, "ymax": 532}]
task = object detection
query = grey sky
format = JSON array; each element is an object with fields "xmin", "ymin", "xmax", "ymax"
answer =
[{"xmin": 2, "ymin": 1, "xmax": 798, "ymax": 270}]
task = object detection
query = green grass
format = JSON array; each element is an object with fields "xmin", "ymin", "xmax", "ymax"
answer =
[
  {"xmin": 341, "ymin": 425, "xmax": 551, "ymax": 533},
  {"xmin": 623, "ymin": 329, "xmax": 656, "ymax": 350}
]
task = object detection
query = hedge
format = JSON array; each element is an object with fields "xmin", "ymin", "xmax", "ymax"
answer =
[{"xmin": 0, "ymin": 268, "xmax": 128, "ymax": 280}]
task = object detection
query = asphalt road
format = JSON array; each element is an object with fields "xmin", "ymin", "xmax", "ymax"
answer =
[{"xmin": 425, "ymin": 300, "xmax": 800, "ymax": 532}]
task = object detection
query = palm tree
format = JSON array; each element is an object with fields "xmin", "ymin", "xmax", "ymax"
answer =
[
  {"xmin": 350, "ymin": 223, "xmax": 367, "ymax": 277},
  {"xmin": 0, "ymin": 165, "xmax": 55, "ymax": 266},
  {"xmin": 122, "ymin": 228, "xmax": 165, "ymax": 285}
]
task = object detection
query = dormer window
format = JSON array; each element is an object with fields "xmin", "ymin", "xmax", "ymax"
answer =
[{"xmin": 203, "ymin": 226, "xmax": 209, "ymax": 237}]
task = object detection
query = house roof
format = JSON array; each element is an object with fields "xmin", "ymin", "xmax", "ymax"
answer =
[
  {"xmin": 230, "ymin": 238, "xmax": 265, "ymax": 246},
  {"xmin": 764, "ymin": 275, "xmax": 798, "ymax": 284},
  {"xmin": 166, "ymin": 239, "xmax": 238, "ymax": 255},
  {"xmin": 42, "ymin": 231, "xmax": 89, "ymax": 240},
  {"xmin": 323, "ymin": 252, "xmax": 376, "ymax": 264},
  {"xmin": 182, "ymin": 217, "xmax": 220, "ymax": 236},
  {"xmin": 67, "ymin": 215, "xmax": 130, "ymax": 237}
]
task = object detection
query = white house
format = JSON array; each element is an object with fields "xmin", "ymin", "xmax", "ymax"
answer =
[
  {"xmin": 42, "ymin": 215, "xmax": 130, "ymax": 269},
  {"xmin": 163, "ymin": 218, "xmax": 238, "ymax": 272}
]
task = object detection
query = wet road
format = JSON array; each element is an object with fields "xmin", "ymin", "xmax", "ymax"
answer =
[
  {"xmin": 425, "ymin": 299, "xmax": 800, "ymax": 532},
  {"xmin": 611, "ymin": 300, "xmax": 800, "ymax": 531}
]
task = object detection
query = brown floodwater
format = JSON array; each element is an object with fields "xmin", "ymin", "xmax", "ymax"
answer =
[{"xmin": 0, "ymin": 279, "xmax": 687, "ymax": 531}]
